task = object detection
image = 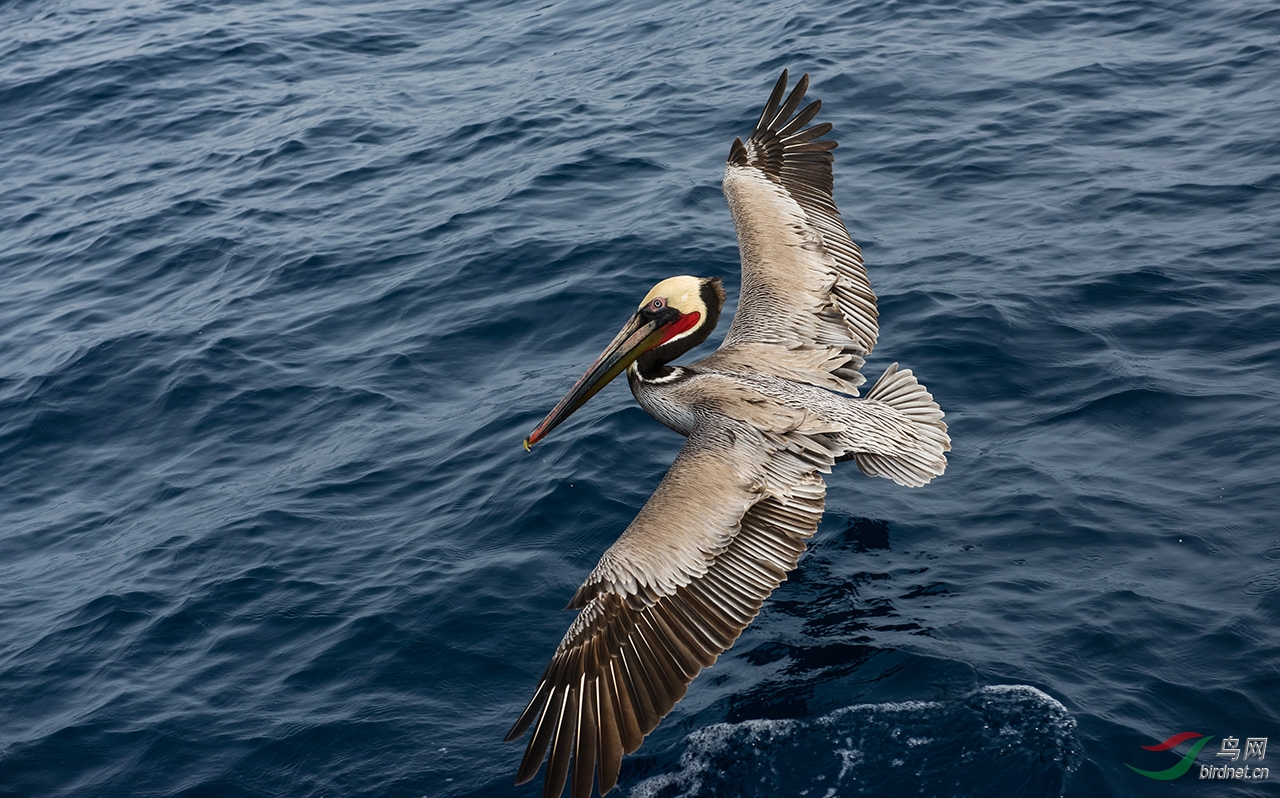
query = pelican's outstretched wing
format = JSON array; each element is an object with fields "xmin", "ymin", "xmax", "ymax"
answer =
[
  {"xmin": 716, "ymin": 70, "xmax": 878, "ymax": 393},
  {"xmin": 505, "ymin": 416, "xmax": 835, "ymax": 798}
]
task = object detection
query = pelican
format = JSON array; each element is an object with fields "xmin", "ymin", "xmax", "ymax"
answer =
[{"xmin": 506, "ymin": 71, "xmax": 950, "ymax": 798}]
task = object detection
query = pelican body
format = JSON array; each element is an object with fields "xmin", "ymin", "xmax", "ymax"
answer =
[{"xmin": 507, "ymin": 71, "xmax": 950, "ymax": 798}]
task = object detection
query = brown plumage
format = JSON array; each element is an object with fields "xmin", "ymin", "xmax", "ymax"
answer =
[{"xmin": 509, "ymin": 70, "xmax": 950, "ymax": 798}]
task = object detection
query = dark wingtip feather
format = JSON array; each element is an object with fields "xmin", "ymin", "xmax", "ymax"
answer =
[
  {"xmin": 506, "ymin": 680, "xmax": 549, "ymax": 742},
  {"xmin": 735, "ymin": 72, "xmax": 838, "ymax": 180},
  {"xmin": 778, "ymin": 99, "xmax": 822, "ymax": 138},
  {"xmin": 596, "ymin": 677, "xmax": 623, "ymax": 794},
  {"xmin": 571, "ymin": 686, "xmax": 598, "ymax": 798},
  {"xmin": 752, "ymin": 70, "xmax": 790, "ymax": 138},
  {"xmin": 772, "ymin": 73, "xmax": 810, "ymax": 130},
  {"xmin": 544, "ymin": 688, "xmax": 577, "ymax": 798},
  {"xmin": 516, "ymin": 688, "xmax": 559, "ymax": 785}
]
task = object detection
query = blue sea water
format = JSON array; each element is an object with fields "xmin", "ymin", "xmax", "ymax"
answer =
[{"xmin": 2, "ymin": 0, "xmax": 1279, "ymax": 796}]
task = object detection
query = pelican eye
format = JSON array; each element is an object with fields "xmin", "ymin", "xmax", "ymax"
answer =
[{"xmin": 647, "ymin": 298, "xmax": 666, "ymax": 312}]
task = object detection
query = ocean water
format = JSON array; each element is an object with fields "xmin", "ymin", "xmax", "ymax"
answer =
[{"xmin": 2, "ymin": 0, "xmax": 1278, "ymax": 796}]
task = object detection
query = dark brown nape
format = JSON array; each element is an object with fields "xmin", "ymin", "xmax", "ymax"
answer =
[{"xmin": 634, "ymin": 277, "xmax": 724, "ymax": 381}]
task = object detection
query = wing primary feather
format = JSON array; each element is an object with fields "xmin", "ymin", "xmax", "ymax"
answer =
[
  {"xmin": 572, "ymin": 675, "xmax": 597, "ymax": 798},
  {"xmin": 752, "ymin": 69, "xmax": 789, "ymax": 138},
  {"xmin": 544, "ymin": 686, "xmax": 577, "ymax": 798},
  {"xmin": 770, "ymin": 73, "xmax": 810, "ymax": 130},
  {"xmin": 506, "ymin": 678, "xmax": 550, "ymax": 742},
  {"xmin": 516, "ymin": 686, "xmax": 561, "ymax": 785},
  {"xmin": 785, "ymin": 121, "xmax": 833, "ymax": 144},
  {"xmin": 618, "ymin": 644, "xmax": 661, "ymax": 731},
  {"xmin": 776, "ymin": 99, "xmax": 822, "ymax": 138},
  {"xmin": 517, "ymin": 687, "xmax": 563, "ymax": 783},
  {"xmin": 608, "ymin": 659, "xmax": 644, "ymax": 752},
  {"xmin": 596, "ymin": 674, "xmax": 623, "ymax": 793}
]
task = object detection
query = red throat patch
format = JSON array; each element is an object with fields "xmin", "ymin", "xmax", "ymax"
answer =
[{"xmin": 659, "ymin": 311, "xmax": 701, "ymax": 344}]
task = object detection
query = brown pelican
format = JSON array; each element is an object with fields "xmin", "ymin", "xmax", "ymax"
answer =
[{"xmin": 506, "ymin": 71, "xmax": 950, "ymax": 798}]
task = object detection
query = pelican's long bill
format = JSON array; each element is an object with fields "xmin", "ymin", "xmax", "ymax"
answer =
[{"xmin": 524, "ymin": 306, "xmax": 699, "ymax": 450}]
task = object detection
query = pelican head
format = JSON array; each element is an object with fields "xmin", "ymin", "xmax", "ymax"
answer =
[{"xmin": 524, "ymin": 276, "xmax": 724, "ymax": 450}]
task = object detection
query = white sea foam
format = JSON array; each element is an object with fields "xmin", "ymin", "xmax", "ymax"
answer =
[{"xmin": 630, "ymin": 684, "xmax": 1080, "ymax": 798}]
